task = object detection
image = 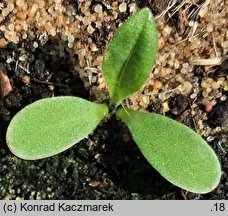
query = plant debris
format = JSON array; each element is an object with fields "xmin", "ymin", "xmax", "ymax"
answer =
[{"xmin": 0, "ymin": 64, "xmax": 12, "ymax": 97}]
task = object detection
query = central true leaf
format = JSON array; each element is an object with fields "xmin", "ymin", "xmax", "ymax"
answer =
[
  {"xmin": 6, "ymin": 96, "xmax": 109, "ymax": 160},
  {"xmin": 117, "ymin": 107, "xmax": 221, "ymax": 193},
  {"xmin": 103, "ymin": 8, "xmax": 157, "ymax": 107}
]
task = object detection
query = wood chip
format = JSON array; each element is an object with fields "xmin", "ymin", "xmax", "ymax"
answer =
[{"xmin": 0, "ymin": 65, "xmax": 12, "ymax": 97}]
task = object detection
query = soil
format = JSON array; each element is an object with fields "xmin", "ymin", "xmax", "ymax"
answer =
[{"xmin": 0, "ymin": 0, "xmax": 227, "ymax": 200}]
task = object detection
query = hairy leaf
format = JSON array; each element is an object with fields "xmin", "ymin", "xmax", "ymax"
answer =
[
  {"xmin": 117, "ymin": 108, "xmax": 221, "ymax": 193},
  {"xmin": 6, "ymin": 96, "xmax": 108, "ymax": 160},
  {"xmin": 103, "ymin": 8, "xmax": 157, "ymax": 107}
]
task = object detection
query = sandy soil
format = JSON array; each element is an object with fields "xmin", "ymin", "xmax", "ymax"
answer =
[{"xmin": 0, "ymin": 0, "xmax": 227, "ymax": 199}]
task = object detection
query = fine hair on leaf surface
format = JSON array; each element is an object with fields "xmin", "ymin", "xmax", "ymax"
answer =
[
  {"xmin": 6, "ymin": 97, "xmax": 108, "ymax": 160},
  {"xmin": 117, "ymin": 107, "xmax": 221, "ymax": 194},
  {"xmin": 102, "ymin": 8, "xmax": 158, "ymax": 107},
  {"xmin": 5, "ymin": 7, "xmax": 222, "ymax": 194}
]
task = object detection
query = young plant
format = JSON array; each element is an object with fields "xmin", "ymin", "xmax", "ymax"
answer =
[{"xmin": 6, "ymin": 8, "xmax": 221, "ymax": 194}]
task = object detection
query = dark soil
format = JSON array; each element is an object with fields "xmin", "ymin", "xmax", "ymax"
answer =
[
  {"xmin": 0, "ymin": 1, "xmax": 227, "ymax": 200},
  {"xmin": 207, "ymin": 99, "xmax": 228, "ymax": 127},
  {"xmin": 0, "ymin": 36, "xmax": 227, "ymax": 200},
  {"xmin": 168, "ymin": 94, "xmax": 189, "ymax": 116},
  {"xmin": 0, "ymin": 38, "xmax": 179, "ymax": 200}
]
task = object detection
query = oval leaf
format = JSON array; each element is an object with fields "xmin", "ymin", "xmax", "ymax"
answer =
[
  {"xmin": 6, "ymin": 96, "xmax": 108, "ymax": 160},
  {"xmin": 103, "ymin": 8, "xmax": 158, "ymax": 107},
  {"xmin": 117, "ymin": 108, "xmax": 221, "ymax": 193}
]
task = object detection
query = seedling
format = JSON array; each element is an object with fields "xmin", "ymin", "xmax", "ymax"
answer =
[{"xmin": 6, "ymin": 8, "xmax": 221, "ymax": 194}]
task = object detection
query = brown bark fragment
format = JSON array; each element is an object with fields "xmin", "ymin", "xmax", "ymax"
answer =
[{"xmin": 0, "ymin": 65, "xmax": 12, "ymax": 97}]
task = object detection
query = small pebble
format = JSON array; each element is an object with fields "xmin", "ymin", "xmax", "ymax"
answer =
[
  {"xmin": 153, "ymin": 81, "xmax": 162, "ymax": 90},
  {"xmin": 183, "ymin": 81, "xmax": 192, "ymax": 94},
  {"xmin": 162, "ymin": 101, "xmax": 170, "ymax": 112},
  {"xmin": 87, "ymin": 25, "xmax": 95, "ymax": 34},
  {"xmin": 68, "ymin": 35, "xmax": 75, "ymax": 43},
  {"xmin": 16, "ymin": 11, "xmax": 27, "ymax": 20},
  {"xmin": 0, "ymin": 38, "xmax": 8, "ymax": 48},
  {"xmin": 33, "ymin": 41, "xmax": 39, "ymax": 48},
  {"xmin": 94, "ymin": 4, "xmax": 103, "ymax": 13},
  {"xmin": 119, "ymin": 3, "xmax": 127, "ymax": 12},
  {"xmin": 162, "ymin": 26, "xmax": 172, "ymax": 37},
  {"xmin": 7, "ymin": 3, "xmax": 15, "ymax": 12},
  {"xmin": 207, "ymin": 24, "xmax": 214, "ymax": 33},
  {"xmin": 21, "ymin": 76, "xmax": 30, "ymax": 85},
  {"xmin": 48, "ymin": 85, "xmax": 55, "ymax": 91},
  {"xmin": 220, "ymin": 95, "xmax": 227, "ymax": 101},
  {"xmin": 16, "ymin": 0, "xmax": 25, "ymax": 8},
  {"xmin": 205, "ymin": 103, "xmax": 213, "ymax": 112}
]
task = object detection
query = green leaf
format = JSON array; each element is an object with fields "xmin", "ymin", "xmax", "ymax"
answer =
[
  {"xmin": 103, "ymin": 8, "xmax": 158, "ymax": 107},
  {"xmin": 6, "ymin": 96, "xmax": 108, "ymax": 160},
  {"xmin": 117, "ymin": 108, "xmax": 221, "ymax": 193}
]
